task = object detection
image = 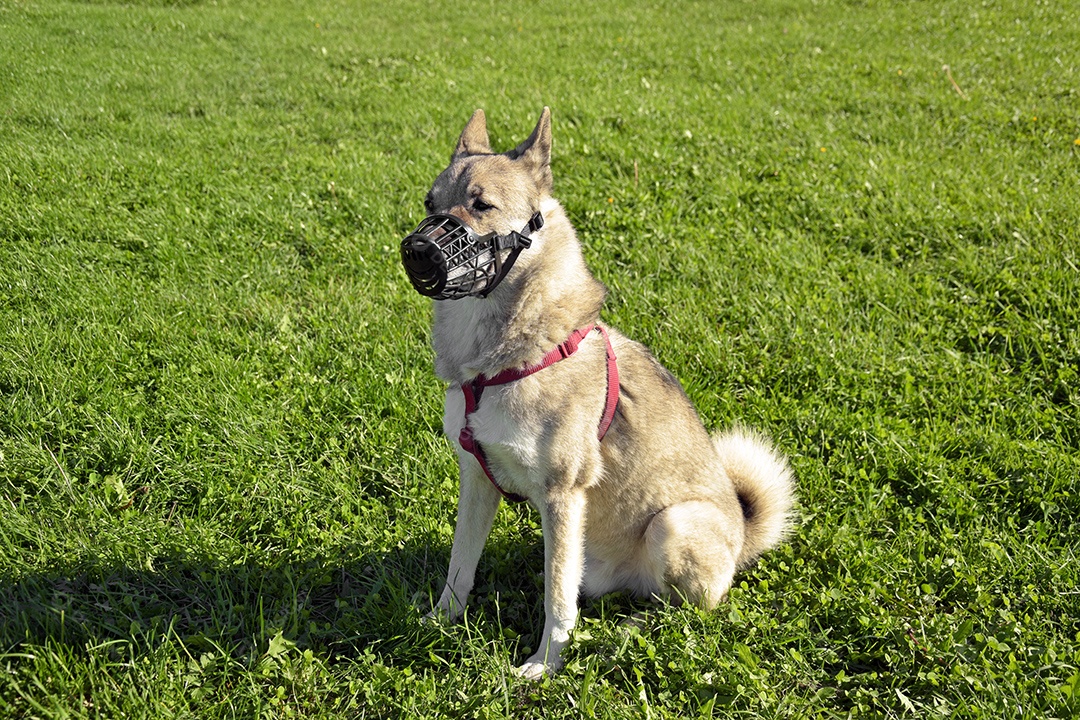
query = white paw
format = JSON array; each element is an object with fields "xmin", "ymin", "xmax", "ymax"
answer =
[
  {"xmin": 421, "ymin": 604, "xmax": 463, "ymax": 624},
  {"xmin": 513, "ymin": 661, "xmax": 549, "ymax": 681},
  {"xmin": 514, "ymin": 650, "xmax": 563, "ymax": 680}
]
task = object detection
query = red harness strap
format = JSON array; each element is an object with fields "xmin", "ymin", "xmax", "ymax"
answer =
[{"xmin": 457, "ymin": 325, "xmax": 619, "ymax": 503}]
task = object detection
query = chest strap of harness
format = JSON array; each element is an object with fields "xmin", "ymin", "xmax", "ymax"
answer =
[{"xmin": 457, "ymin": 325, "xmax": 619, "ymax": 503}]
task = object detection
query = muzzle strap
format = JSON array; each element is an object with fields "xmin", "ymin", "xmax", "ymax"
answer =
[{"xmin": 476, "ymin": 212, "xmax": 544, "ymax": 298}]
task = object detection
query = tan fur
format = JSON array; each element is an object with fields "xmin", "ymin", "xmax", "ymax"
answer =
[{"xmin": 419, "ymin": 108, "xmax": 796, "ymax": 679}]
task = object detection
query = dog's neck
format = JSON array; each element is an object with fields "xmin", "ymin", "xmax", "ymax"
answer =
[{"xmin": 431, "ymin": 197, "xmax": 606, "ymax": 385}]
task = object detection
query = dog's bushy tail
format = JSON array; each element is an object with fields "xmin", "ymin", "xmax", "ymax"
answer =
[{"xmin": 713, "ymin": 428, "xmax": 796, "ymax": 569}]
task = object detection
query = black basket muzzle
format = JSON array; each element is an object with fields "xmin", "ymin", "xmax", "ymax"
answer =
[{"xmin": 400, "ymin": 212, "xmax": 543, "ymax": 300}]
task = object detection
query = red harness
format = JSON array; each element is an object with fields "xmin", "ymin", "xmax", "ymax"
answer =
[{"xmin": 457, "ymin": 325, "xmax": 619, "ymax": 503}]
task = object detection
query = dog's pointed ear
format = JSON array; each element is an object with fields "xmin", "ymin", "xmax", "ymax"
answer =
[
  {"xmin": 454, "ymin": 109, "xmax": 491, "ymax": 158},
  {"xmin": 509, "ymin": 107, "xmax": 553, "ymax": 190}
]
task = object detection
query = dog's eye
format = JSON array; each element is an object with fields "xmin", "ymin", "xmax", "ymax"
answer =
[
  {"xmin": 424, "ymin": 194, "xmax": 435, "ymax": 214},
  {"xmin": 472, "ymin": 197, "xmax": 495, "ymax": 212}
]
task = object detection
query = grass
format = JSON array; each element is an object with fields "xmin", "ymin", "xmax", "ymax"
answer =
[{"xmin": 1, "ymin": 0, "xmax": 1078, "ymax": 716}]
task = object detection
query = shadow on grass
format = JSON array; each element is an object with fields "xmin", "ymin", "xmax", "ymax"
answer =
[
  {"xmin": 0, "ymin": 531, "xmax": 664, "ymax": 677},
  {"xmin": 0, "ymin": 537, "xmax": 551, "ymax": 668}
]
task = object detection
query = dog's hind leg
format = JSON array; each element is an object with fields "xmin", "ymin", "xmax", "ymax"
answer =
[
  {"xmin": 642, "ymin": 501, "xmax": 742, "ymax": 610},
  {"xmin": 429, "ymin": 461, "xmax": 503, "ymax": 621}
]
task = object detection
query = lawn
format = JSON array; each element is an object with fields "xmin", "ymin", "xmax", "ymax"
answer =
[{"xmin": 1, "ymin": 0, "xmax": 1078, "ymax": 716}]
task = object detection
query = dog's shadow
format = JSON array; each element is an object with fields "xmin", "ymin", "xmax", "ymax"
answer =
[
  {"xmin": 0, "ymin": 531, "xmax": 641, "ymax": 669},
  {"xmin": 0, "ymin": 540, "xmax": 424, "ymax": 661}
]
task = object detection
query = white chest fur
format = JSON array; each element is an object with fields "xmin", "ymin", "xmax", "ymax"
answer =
[{"xmin": 442, "ymin": 383, "xmax": 544, "ymax": 500}]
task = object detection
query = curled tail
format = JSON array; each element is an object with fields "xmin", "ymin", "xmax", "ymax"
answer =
[{"xmin": 713, "ymin": 428, "xmax": 796, "ymax": 569}]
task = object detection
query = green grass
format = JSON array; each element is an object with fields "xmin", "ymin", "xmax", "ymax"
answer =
[{"xmin": 1, "ymin": 0, "xmax": 1078, "ymax": 716}]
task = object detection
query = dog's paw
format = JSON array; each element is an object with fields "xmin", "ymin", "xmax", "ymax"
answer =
[
  {"xmin": 421, "ymin": 598, "xmax": 466, "ymax": 624},
  {"xmin": 420, "ymin": 609, "xmax": 445, "ymax": 625},
  {"xmin": 420, "ymin": 606, "xmax": 461, "ymax": 625},
  {"xmin": 513, "ymin": 661, "xmax": 549, "ymax": 681},
  {"xmin": 423, "ymin": 588, "xmax": 468, "ymax": 623},
  {"xmin": 514, "ymin": 652, "xmax": 563, "ymax": 681}
]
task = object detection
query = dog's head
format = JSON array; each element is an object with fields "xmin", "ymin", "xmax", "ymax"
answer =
[
  {"xmin": 401, "ymin": 109, "xmax": 557, "ymax": 300},
  {"xmin": 425, "ymin": 108, "xmax": 553, "ymax": 241}
]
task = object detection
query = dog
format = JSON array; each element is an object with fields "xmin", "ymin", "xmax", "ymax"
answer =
[{"xmin": 403, "ymin": 108, "xmax": 795, "ymax": 679}]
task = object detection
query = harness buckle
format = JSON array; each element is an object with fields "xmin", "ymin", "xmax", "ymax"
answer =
[{"xmin": 458, "ymin": 425, "xmax": 476, "ymax": 453}]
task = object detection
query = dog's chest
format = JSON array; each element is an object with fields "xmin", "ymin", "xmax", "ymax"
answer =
[
  {"xmin": 443, "ymin": 384, "xmax": 543, "ymax": 492},
  {"xmin": 432, "ymin": 298, "xmax": 498, "ymax": 382}
]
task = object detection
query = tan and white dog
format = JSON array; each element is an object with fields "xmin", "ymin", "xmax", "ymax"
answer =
[{"xmin": 412, "ymin": 108, "xmax": 795, "ymax": 679}]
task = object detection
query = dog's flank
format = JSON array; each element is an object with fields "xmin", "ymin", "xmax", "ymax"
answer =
[{"xmin": 412, "ymin": 108, "xmax": 796, "ymax": 679}]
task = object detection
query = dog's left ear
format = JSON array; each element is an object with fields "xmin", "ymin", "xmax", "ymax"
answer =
[{"xmin": 508, "ymin": 107, "xmax": 553, "ymax": 191}]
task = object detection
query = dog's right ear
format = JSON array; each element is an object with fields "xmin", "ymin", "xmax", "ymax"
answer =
[
  {"xmin": 508, "ymin": 107, "xmax": 553, "ymax": 191},
  {"xmin": 453, "ymin": 109, "xmax": 491, "ymax": 158}
]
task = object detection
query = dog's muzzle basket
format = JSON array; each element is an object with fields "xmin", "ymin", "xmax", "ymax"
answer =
[{"xmin": 400, "ymin": 212, "xmax": 543, "ymax": 300}]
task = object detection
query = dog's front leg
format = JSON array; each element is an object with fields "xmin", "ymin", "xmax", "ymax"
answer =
[
  {"xmin": 428, "ymin": 460, "xmax": 502, "ymax": 621},
  {"xmin": 516, "ymin": 486, "xmax": 587, "ymax": 680}
]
